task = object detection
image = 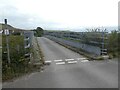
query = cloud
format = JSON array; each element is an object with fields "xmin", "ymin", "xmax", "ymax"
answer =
[
  {"xmin": 0, "ymin": 5, "xmax": 33, "ymax": 28},
  {"xmin": 0, "ymin": 5, "xmax": 63, "ymax": 29},
  {"xmin": 0, "ymin": 0, "xmax": 118, "ymax": 30}
]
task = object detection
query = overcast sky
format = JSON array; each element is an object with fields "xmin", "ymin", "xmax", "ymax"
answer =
[{"xmin": 0, "ymin": 0, "xmax": 119, "ymax": 31}]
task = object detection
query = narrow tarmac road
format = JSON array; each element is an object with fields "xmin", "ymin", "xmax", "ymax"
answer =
[{"xmin": 3, "ymin": 37, "xmax": 118, "ymax": 88}]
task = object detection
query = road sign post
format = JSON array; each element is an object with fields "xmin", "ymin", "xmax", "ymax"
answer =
[{"xmin": 4, "ymin": 19, "xmax": 11, "ymax": 64}]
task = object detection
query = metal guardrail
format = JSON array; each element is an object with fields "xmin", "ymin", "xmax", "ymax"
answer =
[
  {"xmin": 24, "ymin": 43, "xmax": 30, "ymax": 49},
  {"xmin": 24, "ymin": 37, "xmax": 29, "ymax": 41},
  {"xmin": 45, "ymin": 35, "xmax": 101, "ymax": 56}
]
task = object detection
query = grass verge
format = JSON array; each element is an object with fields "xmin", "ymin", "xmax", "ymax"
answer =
[{"xmin": 2, "ymin": 36, "xmax": 45, "ymax": 82}]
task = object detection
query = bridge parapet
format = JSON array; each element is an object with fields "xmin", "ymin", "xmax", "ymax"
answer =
[{"xmin": 44, "ymin": 29, "xmax": 108, "ymax": 56}]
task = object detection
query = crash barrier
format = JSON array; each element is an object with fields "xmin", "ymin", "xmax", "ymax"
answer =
[{"xmin": 45, "ymin": 35, "xmax": 101, "ymax": 56}]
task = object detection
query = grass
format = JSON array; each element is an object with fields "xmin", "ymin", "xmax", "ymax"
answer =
[
  {"xmin": 0, "ymin": 48, "xmax": 2, "ymax": 59},
  {"xmin": 0, "ymin": 34, "xmax": 2, "ymax": 46},
  {"xmin": 62, "ymin": 37, "xmax": 81, "ymax": 43},
  {"xmin": 36, "ymin": 40, "xmax": 45, "ymax": 65},
  {"xmin": 31, "ymin": 37, "xmax": 44, "ymax": 65},
  {"xmin": 2, "ymin": 35, "xmax": 45, "ymax": 82},
  {"xmin": 57, "ymin": 37, "xmax": 103, "ymax": 47},
  {"xmin": 0, "ymin": 34, "xmax": 2, "ymax": 82},
  {"xmin": 2, "ymin": 35, "xmax": 28, "ymax": 82},
  {"xmin": 0, "ymin": 48, "xmax": 2, "ymax": 82},
  {"xmin": 2, "ymin": 35, "xmax": 24, "ymax": 81}
]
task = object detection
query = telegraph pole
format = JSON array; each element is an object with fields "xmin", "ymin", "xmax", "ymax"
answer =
[{"xmin": 4, "ymin": 19, "xmax": 11, "ymax": 64}]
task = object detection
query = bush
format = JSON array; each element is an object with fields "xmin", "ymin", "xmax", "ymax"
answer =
[
  {"xmin": 108, "ymin": 30, "xmax": 118, "ymax": 58},
  {"xmin": 2, "ymin": 35, "xmax": 29, "ymax": 81}
]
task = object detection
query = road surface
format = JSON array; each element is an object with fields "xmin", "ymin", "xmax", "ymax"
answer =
[{"xmin": 3, "ymin": 37, "xmax": 118, "ymax": 88}]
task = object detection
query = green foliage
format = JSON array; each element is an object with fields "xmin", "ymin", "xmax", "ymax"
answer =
[
  {"xmin": 2, "ymin": 35, "xmax": 24, "ymax": 62},
  {"xmin": 108, "ymin": 30, "xmax": 118, "ymax": 57},
  {"xmin": 34, "ymin": 27, "xmax": 44, "ymax": 37},
  {"xmin": 2, "ymin": 35, "xmax": 28, "ymax": 81},
  {"xmin": 0, "ymin": 35, "xmax": 2, "ymax": 46}
]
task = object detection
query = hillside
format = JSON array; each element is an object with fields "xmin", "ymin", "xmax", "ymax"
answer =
[{"xmin": 0, "ymin": 23, "xmax": 15, "ymax": 30}]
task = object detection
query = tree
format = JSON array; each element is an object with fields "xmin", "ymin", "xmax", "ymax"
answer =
[
  {"xmin": 34, "ymin": 27, "xmax": 44, "ymax": 37},
  {"xmin": 108, "ymin": 30, "xmax": 118, "ymax": 57}
]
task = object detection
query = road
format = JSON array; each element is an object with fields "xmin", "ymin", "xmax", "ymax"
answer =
[{"xmin": 3, "ymin": 37, "xmax": 118, "ymax": 88}]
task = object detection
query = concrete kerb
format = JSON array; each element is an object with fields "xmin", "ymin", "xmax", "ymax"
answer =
[{"xmin": 31, "ymin": 37, "xmax": 45, "ymax": 69}]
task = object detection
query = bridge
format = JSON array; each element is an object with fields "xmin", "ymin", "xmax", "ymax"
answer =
[{"xmin": 44, "ymin": 29, "xmax": 108, "ymax": 56}]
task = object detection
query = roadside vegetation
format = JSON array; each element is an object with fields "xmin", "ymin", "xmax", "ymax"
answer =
[
  {"xmin": 2, "ymin": 34, "xmax": 45, "ymax": 82},
  {"xmin": 107, "ymin": 30, "xmax": 119, "ymax": 58},
  {"xmin": 31, "ymin": 37, "xmax": 44, "ymax": 69},
  {"xmin": 2, "ymin": 35, "xmax": 27, "ymax": 81},
  {"xmin": 34, "ymin": 27, "xmax": 44, "ymax": 37},
  {"xmin": 82, "ymin": 29, "xmax": 119, "ymax": 59},
  {"xmin": 2, "ymin": 23, "xmax": 45, "ymax": 82},
  {"xmin": 0, "ymin": 34, "xmax": 2, "ymax": 81}
]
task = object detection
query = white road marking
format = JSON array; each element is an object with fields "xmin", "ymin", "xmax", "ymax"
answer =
[
  {"xmin": 77, "ymin": 58, "xmax": 87, "ymax": 60},
  {"xmin": 68, "ymin": 61, "xmax": 77, "ymax": 64},
  {"xmin": 56, "ymin": 62, "xmax": 65, "ymax": 65},
  {"xmin": 54, "ymin": 59, "xmax": 63, "ymax": 62},
  {"xmin": 45, "ymin": 57, "xmax": 89, "ymax": 65},
  {"xmin": 45, "ymin": 61, "xmax": 52, "ymax": 63},
  {"xmin": 81, "ymin": 60, "xmax": 89, "ymax": 62},
  {"xmin": 65, "ymin": 59, "xmax": 74, "ymax": 61}
]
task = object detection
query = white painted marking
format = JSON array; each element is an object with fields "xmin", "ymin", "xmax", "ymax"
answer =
[
  {"xmin": 56, "ymin": 62, "xmax": 65, "ymax": 65},
  {"xmin": 81, "ymin": 60, "xmax": 89, "ymax": 62},
  {"xmin": 54, "ymin": 59, "xmax": 63, "ymax": 62},
  {"xmin": 45, "ymin": 61, "xmax": 52, "ymax": 63},
  {"xmin": 68, "ymin": 61, "xmax": 77, "ymax": 64},
  {"xmin": 77, "ymin": 58, "xmax": 87, "ymax": 60},
  {"xmin": 65, "ymin": 59, "xmax": 74, "ymax": 61}
]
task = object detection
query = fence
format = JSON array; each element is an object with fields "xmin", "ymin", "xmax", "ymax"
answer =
[
  {"xmin": 45, "ymin": 35, "xmax": 101, "ymax": 55},
  {"xmin": 44, "ymin": 30, "xmax": 108, "ymax": 56}
]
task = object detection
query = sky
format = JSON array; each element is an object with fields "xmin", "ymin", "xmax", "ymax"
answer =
[{"xmin": 0, "ymin": 0, "xmax": 119, "ymax": 31}]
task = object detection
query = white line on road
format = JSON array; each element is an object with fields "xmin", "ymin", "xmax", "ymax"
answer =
[
  {"xmin": 45, "ymin": 61, "xmax": 52, "ymax": 63},
  {"xmin": 77, "ymin": 58, "xmax": 87, "ymax": 60},
  {"xmin": 81, "ymin": 60, "xmax": 89, "ymax": 62},
  {"xmin": 56, "ymin": 62, "xmax": 65, "ymax": 65},
  {"xmin": 68, "ymin": 61, "xmax": 77, "ymax": 64},
  {"xmin": 54, "ymin": 59, "xmax": 63, "ymax": 62},
  {"xmin": 65, "ymin": 59, "xmax": 74, "ymax": 61}
]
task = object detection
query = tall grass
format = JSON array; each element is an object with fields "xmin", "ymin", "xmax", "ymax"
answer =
[{"xmin": 2, "ymin": 35, "xmax": 27, "ymax": 81}]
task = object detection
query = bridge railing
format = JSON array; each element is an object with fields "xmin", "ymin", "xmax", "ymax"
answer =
[{"xmin": 44, "ymin": 29, "xmax": 108, "ymax": 56}]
